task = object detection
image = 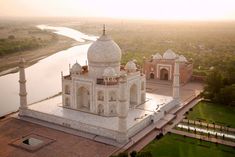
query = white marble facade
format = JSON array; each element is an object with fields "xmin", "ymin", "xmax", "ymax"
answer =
[{"xmin": 62, "ymin": 27, "xmax": 146, "ymax": 117}]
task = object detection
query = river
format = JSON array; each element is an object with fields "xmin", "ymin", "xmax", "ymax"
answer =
[{"xmin": 0, "ymin": 25, "xmax": 97, "ymax": 117}]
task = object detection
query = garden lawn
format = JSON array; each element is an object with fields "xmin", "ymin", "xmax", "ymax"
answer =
[
  {"xmin": 186, "ymin": 101, "xmax": 235, "ymax": 128},
  {"xmin": 142, "ymin": 133, "xmax": 235, "ymax": 157}
]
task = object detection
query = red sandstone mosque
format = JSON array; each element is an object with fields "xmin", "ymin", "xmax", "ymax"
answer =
[{"xmin": 143, "ymin": 49, "xmax": 193, "ymax": 84}]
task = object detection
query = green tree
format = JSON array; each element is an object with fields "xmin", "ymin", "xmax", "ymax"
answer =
[
  {"xmin": 130, "ymin": 151, "xmax": 137, "ymax": 157},
  {"xmin": 217, "ymin": 84, "xmax": 235, "ymax": 105},
  {"xmin": 8, "ymin": 35, "xmax": 15, "ymax": 39},
  {"xmin": 117, "ymin": 152, "xmax": 128, "ymax": 157},
  {"xmin": 203, "ymin": 57, "xmax": 235, "ymax": 105},
  {"xmin": 204, "ymin": 70, "xmax": 223, "ymax": 100},
  {"xmin": 136, "ymin": 151, "xmax": 153, "ymax": 157}
]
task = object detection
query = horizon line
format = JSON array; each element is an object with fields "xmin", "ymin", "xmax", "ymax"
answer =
[{"xmin": 0, "ymin": 16, "xmax": 235, "ymax": 22}]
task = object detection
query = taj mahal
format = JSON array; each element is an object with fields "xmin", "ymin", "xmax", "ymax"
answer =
[
  {"xmin": 18, "ymin": 26, "xmax": 181, "ymax": 146},
  {"xmin": 62, "ymin": 27, "xmax": 146, "ymax": 116}
]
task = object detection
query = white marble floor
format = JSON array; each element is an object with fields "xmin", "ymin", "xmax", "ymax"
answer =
[{"xmin": 27, "ymin": 93, "xmax": 173, "ymax": 131}]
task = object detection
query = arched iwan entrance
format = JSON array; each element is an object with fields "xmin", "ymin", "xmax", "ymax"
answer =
[
  {"xmin": 77, "ymin": 86, "xmax": 90, "ymax": 110},
  {"xmin": 160, "ymin": 68, "xmax": 169, "ymax": 80},
  {"xmin": 98, "ymin": 104, "xmax": 104, "ymax": 115},
  {"xmin": 65, "ymin": 97, "xmax": 70, "ymax": 106},
  {"xmin": 150, "ymin": 73, "xmax": 155, "ymax": 79},
  {"xmin": 130, "ymin": 84, "xmax": 138, "ymax": 107}
]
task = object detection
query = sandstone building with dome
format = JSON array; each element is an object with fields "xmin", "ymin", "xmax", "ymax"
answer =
[{"xmin": 144, "ymin": 49, "xmax": 193, "ymax": 84}]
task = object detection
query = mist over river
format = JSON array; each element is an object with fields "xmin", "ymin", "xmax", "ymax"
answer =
[{"xmin": 0, "ymin": 25, "xmax": 97, "ymax": 117}]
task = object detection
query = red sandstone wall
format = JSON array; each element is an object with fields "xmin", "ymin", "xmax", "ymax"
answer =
[{"xmin": 144, "ymin": 59, "xmax": 193, "ymax": 83}]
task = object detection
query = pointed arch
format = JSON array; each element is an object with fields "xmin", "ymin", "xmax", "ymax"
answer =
[
  {"xmin": 65, "ymin": 97, "xmax": 70, "ymax": 106},
  {"xmin": 98, "ymin": 104, "xmax": 104, "ymax": 115},
  {"xmin": 130, "ymin": 83, "xmax": 138, "ymax": 107},
  {"xmin": 109, "ymin": 91, "xmax": 117, "ymax": 102},
  {"xmin": 150, "ymin": 73, "xmax": 155, "ymax": 79},
  {"xmin": 65, "ymin": 85, "xmax": 70, "ymax": 94},
  {"xmin": 77, "ymin": 86, "xmax": 90, "ymax": 110},
  {"xmin": 97, "ymin": 90, "xmax": 104, "ymax": 101},
  {"xmin": 160, "ymin": 68, "xmax": 169, "ymax": 80}
]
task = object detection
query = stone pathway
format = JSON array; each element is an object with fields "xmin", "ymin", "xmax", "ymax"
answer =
[
  {"xmin": 110, "ymin": 82, "xmax": 204, "ymax": 155},
  {"xmin": 117, "ymin": 97, "xmax": 202, "ymax": 154},
  {"xmin": 127, "ymin": 129, "xmax": 160, "ymax": 153},
  {"xmin": 171, "ymin": 129, "xmax": 235, "ymax": 147},
  {"xmin": 163, "ymin": 97, "xmax": 202, "ymax": 134},
  {"xmin": 0, "ymin": 118, "xmax": 116, "ymax": 157}
]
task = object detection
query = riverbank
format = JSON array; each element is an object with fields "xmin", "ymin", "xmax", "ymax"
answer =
[
  {"xmin": 0, "ymin": 35, "xmax": 77, "ymax": 76},
  {"xmin": 0, "ymin": 24, "xmax": 97, "ymax": 118}
]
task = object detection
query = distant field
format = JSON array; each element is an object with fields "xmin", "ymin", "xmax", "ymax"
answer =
[
  {"xmin": 187, "ymin": 101, "xmax": 235, "ymax": 128},
  {"xmin": 142, "ymin": 133, "xmax": 235, "ymax": 157},
  {"xmin": 0, "ymin": 19, "xmax": 75, "ymax": 74},
  {"xmin": 1, "ymin": 18, "xmax": 235, "ymax": 75},
  {"xmin": 75, "ymin": 21, "xmax": 235, "ymax": 73},
  {"xmin": 0, "ymin": 23, "xmax": 57, "ymax": 56}
]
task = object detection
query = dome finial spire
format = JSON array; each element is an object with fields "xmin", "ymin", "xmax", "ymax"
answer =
[{"xmin": 103, "ymin": 24, "xmax": 106, "ymax": 35}]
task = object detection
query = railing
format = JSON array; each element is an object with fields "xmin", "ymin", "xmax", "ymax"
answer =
[{"xmin": 96, "ymin": 78, "xmax": 119, "ymax": 85}]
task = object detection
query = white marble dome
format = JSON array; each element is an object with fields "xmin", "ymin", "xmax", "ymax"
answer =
[
  {"xmin": 103, "ymin": 67, "xmax": 117, "ymax": 77},
  {"xmin": 179, "ymin": 55, "xmax": 188, "ymax": 62},
  {"xmin": 125, "ymin": 61, "xmax": 137, "ymax": 72},
  {"xmin": 153, "ymin": 53, "xmax": 162, "ymax": 60},
  {"xmin": 87, "ymin": 35, "xmax": 121, "ymax": 63},
  {"xmin": 71, "ymin": 62, "xmax": 82, "ymax": 73},
  {"xmin": 163, "ymin": 49, "xmax": 177, "ymax": 59},
  {"xmin": 87, "ymin": 28, "xmax": 122, "ymax": 79}
]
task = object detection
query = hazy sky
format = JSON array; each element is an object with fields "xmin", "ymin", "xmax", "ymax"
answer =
[{"xmin": 1, "ymin": 0, "xmax": 235, "ymax": 20}]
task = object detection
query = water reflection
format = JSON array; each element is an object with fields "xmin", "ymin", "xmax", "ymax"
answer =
[
  {"xmin": 37, "ymin": 25, "xmax": 97, "ymax": 42},
  {"xmin": 177, "ymin": 123, "xmax": 235, "ymax": 140},
  {"xmin": 0, "ymin": 25, "xmax": 97, "ymax": 116}
]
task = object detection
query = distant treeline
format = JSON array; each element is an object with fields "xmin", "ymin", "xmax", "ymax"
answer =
[
  {"xmin": 76, "ymin": 21, "xmax": 235, "ymax": 106},
  {"xmin": 76, "ymin": 21, "xmax": 235, "ymax": 76},
  {"xmin": 0, "ymin": 35, "xmax": 56, "ymax": 56},
  {"xmin": 203, "ymin": 57, "xmax": 235, "ymax": 105}
]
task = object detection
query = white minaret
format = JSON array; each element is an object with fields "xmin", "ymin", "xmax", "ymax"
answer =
[
  {"xmin": 118, "ymin": 75, "xmax": 128, "ymax": 143},
  {"xmin": 19, "ymin": 58, "xmax": 27, "ymax": 115},
  {"xmin": 173, "ymin": 57, "xmax": 180, "ymax": 105}
]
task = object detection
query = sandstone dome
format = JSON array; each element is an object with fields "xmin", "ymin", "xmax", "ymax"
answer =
[
  {"xmin": 153, "ymin": 53, "xmax": 162, "ymax": 60},
  {"xmin": 179, "ymin": 55, "xmax": 188, "ymax": 62},
  {"xmin": 87, "ymin": 34, "xmax": 121, "ymax": 64},
  {"xmin": 163, "ymin": 49, "xmax": 177, "ymax": 59}
]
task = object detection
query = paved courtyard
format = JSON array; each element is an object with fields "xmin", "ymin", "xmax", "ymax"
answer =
[
  {"xmin": 146, "ymin": 80, "xmax": 204, "ymax": 103},
  {"xmin": 0, "ymin": 118, "xmax": 117, "ymax": 157},
  {"xmin": 24, "ymin": 93, "xmax": 173, "ymax": 132},
  {"xmin": 0, "ymin": 81, "xmax": 204, "ymax": 157}
]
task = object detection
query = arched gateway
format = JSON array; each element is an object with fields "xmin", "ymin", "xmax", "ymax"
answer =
[
  {"xmin": 130, "ymin": 84, "xmax": 138, "ymax": 107},
  {"xmin": 160, "ymin": 68, "xmax": 169, "ymax": 80},
  {"xmin": 77, "ymin": 87, "xmax": 90, "ymax": 110}
]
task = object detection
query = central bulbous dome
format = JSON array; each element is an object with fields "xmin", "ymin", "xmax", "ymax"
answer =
[
  {"xmin": 87, "ymin": 35, "xmax": 121, "ymax": 63},
  {"xmin": 87, "ymin": 26, "xmax": 122, "ymax": 79}
]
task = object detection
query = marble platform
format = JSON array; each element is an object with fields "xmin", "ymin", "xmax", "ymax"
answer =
[{"xmin": 19, "ymin": 93, "xmax": 177, "ymax": 146}]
